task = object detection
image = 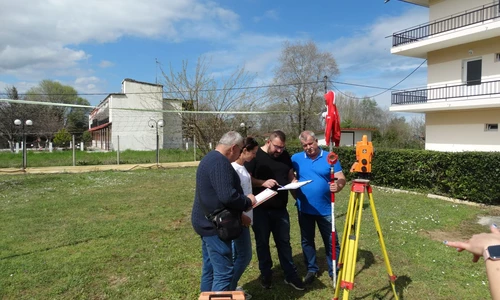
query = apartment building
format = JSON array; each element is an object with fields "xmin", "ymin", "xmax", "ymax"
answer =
[{"xmin": 390, "ymin": 0, "xmax": 500, "ymax": 151}]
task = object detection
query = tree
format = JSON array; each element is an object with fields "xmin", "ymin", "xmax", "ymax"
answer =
[
  {"xmin": 53, "ymin": 128, "xmax": 72, "ymax": 148},
  {"xmin": 269, "ymin": 40, "xmax": 340, "ymax": 136},
  {"xmin": 24, "ymin": 80, "xmax": 90, "ymax": 147},
  {"xmin": 0, "ymin": 86, "xmax": 24, "ymax": 151},
  {"xmin": 161, "ymin": 57, "xmax": 259, "ymax": 154}
]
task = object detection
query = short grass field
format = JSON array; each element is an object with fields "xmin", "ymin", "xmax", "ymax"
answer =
[
  {"xmin": 0, "ymin": 149, "xmax": 197, "ymax": 168},
  {"xmin": 1, "ymin": 167, "xmax": 499, "ymax": 299}
]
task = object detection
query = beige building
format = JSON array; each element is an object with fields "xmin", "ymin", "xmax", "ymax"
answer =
[
  {"xmin": 89, "ymin": 79, "xmax": 183, "ymax": 151},
  {"xmin": 390, "ymin": 0, "xmax": 500, "ymax": 152},
  {"xmin": 317, "ymin": 128, "xmax": 374, "ymax": 147}
]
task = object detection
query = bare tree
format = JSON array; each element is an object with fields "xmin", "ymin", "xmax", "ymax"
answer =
[
  {"xmin": 0, "ymin": 86, "xmax": 22, "ymax": 151},
  {"xmin": 269, "ymin": 40, "xmax": 339, "ymax": 136},
  {"xmin": 160, "ymin": 57, "xmax": 259, "ymax": 154}
]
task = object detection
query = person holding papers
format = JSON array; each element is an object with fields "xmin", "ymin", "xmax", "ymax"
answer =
[
  {"xmin": 291, "ymin": 130, "xmax": 346, "ymax": 284},
  {"xmin": 191, "ymin": 131, "xmax": 256, "ymax": 292},
  {"xmin": 230, "ymin": 136, "xmax": 259, "ymax": 299},
  {"xmin": 244, "ymin": 130, "xmax": 305, "ymax": 291}
]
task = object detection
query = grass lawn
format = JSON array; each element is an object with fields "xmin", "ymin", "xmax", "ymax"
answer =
[{"xmin": 0, "ymin": 168, "xmax": 498, "ymax": 299}]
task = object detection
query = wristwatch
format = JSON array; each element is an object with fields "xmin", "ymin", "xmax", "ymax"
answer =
[{"xmin": 483, "ymin": 245, "xmax": 500, "ymax": 261}]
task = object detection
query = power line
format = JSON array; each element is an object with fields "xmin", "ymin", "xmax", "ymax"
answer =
[
  {"xmin": 0, "ymin": 98, "xmax": 292, "ymax": 114},
  {"xmin": 0, "ymin": 73, "xmax": 420, "ymax": 97},
  {"xmin": 331, "ymin": 59, "xmax": 427, "ymax": 100}
]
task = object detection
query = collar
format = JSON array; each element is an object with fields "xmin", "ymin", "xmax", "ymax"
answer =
[{"xmin": 303, "ymin": 149, "xmax": 324, "ymax": 161}]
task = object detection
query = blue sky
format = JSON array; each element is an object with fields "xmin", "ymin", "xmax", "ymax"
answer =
[{"xmin": 0, "ymin": 0, "xmax": 428, "ymax": 110}]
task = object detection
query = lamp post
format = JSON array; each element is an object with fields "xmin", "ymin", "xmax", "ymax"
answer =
[
  {"xmin": 240, "ymin": 122, "xmax": 252, "ymax": 136},
  {"xmin": 148, "ymin": 118, "xmax": 164, "ymax": 165},
  {"xmin": 14, "ymin": 119, "xmax": 33, "ymax": 170}
]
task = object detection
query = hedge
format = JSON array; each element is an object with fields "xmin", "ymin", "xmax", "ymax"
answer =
[{"xmin": 286, "ymin": 146, "xmax": 500, "ymax": 205}]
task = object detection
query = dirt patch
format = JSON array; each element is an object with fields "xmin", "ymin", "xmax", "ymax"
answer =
[
  {"xmin": 423, "ymin": 215, "xmax": 500, "ymax": 243},
  {"xmin": 422, "ymin": 229, "xmax": 470, "ymax": 243},
  {"xmin": 109, "ymin": 275, "xmax": 128, "ymax": 288}
]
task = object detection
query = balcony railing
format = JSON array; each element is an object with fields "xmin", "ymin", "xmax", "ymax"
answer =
[
  {"xmin": 391, "ymin": 79, "xmax": 500, "ymax": 105},
  {"xmin": 392, "ymin": 3, "xmax": 500, "ymax": 47}
]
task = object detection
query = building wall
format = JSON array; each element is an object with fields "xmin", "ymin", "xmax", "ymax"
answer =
[
  {"xmin": 427, "ymin": 37, "xmax": 500, "ymax": 86},
  {"xmin": 426, "ymin": 108, "xmax": 500, "ymax": 151},
  {"xmin": 429, "ymin": 0, "xmax": 493, "ymax": 21},
  {"xmin": 161, "ymin": 100, "xmax": 183, "ymax": 149},
  {"xmin": 110, "ymin": 80, "xmax": 163, "ymax": 151}
]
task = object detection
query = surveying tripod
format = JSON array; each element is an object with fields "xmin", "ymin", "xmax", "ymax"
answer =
[{"xmin": 333, "ymin": 178, "xmax": 398, "ymax": 300}]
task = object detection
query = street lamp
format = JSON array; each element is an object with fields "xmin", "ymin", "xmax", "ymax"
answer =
[
  {"xmin": 240, "ymin": 122, "xmax": 252, "ymax": 136},
  {"xmin": 14, "ymin": 119, "xmax": 33, "ymax": 170},
  {"xmin": 148, "ymin": 118, "xmax": 164, "ymax": 165}
]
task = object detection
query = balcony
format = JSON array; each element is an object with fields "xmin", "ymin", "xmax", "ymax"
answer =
[
  {"xmin": 391, "ymin": 3, "xmax": 500, "ymax": 58},
  {"xmin": 390, "ymin": 79, "xmax": 500, "ymax": 112}
]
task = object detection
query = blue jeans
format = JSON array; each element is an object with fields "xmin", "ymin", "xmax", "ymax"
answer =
[
  {"xmin": 230, "ymin": 226, "xmax": 252, "ymax": 290},
  {"xmin": 200, "ymin": 235, "xmax": 234, "ymax": 292},
  {"xmin": 252, "ymin": 207, "xmax": 299, "ymax": 281},
  {"xmin": 297, "ymin": 211, "xmax": 340, "ymax": 277}
]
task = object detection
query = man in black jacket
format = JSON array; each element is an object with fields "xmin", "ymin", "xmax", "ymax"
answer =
[{"xmin": 191, "ymin": 131, "xmax": 256, "ymax": 292}]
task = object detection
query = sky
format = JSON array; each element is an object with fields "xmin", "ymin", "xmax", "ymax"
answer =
[{"xmin": 0, "ymin": 0, "xmax": 429, "ymax": 112}]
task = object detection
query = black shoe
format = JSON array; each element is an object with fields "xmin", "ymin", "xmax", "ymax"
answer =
[
  {"xmin": 304, "ymin": 272, "xmax": 318, "ymax": 284},
  {"xmin": 284, "ymin": 277, "xmax": 305, "ymax": 291},
  {"xmin": 260, "ymin": 274, "xmax": 272, "ymax": 289}
]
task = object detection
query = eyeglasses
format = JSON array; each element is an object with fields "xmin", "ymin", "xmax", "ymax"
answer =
[{"xmin": 271, "ymin": 141, "xmax": 285, "ymax": 151}]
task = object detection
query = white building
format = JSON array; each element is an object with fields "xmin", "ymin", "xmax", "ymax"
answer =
[
  {"xmin": 89, "ymin": 78, "xmax": 183, "ymax": 151},
  {"xmin": 316, "ymin": 128, "xmax": 374, "ymax": 147},
  {"xmin": 389, "ymin": 0, "xmax": 500, "ymax": 152}
]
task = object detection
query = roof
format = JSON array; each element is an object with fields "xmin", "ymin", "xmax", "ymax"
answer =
[
  {"xmin": 88, "ymin": 122, "xmax": 111, "ymax": 132},
  {"xmin": 123, "ymin": 78, "xmax": 163, "ymax": 88}
]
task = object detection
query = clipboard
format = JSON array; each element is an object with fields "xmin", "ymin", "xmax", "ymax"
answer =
[
  {"xmin": 253, "ymin": 188, "xmax": 278, "ymax": 208},
  {"xmin": 277, "ymin": 180, "xmax": 312, "ymax": 190}
]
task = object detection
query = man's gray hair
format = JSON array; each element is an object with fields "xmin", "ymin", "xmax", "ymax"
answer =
[
  {"xmin": 218, "ymin": 131, "xmax": 244, "ymax": 146},
  {"xmin": 299, "ymin": 130, "xmax": 316, "ymax": 142}
]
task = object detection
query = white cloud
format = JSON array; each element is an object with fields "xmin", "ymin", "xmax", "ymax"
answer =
[
  {"xmin": 253, "ymin": 10, "xmax": 279, "ymax": 23},
  {"xmin": 0, "ymin": 0, "xmax": 240, "ymax": 74},
  {"xmin": 99, "ymin": 60, "xmax": 114, "ymax": 68}
]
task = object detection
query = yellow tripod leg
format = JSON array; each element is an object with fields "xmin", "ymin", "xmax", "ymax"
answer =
[
  {"xmin": 367, "ymin": 186, "xmax": 399, "ymax": 300},
  {"xmin": 341, "ymin": 191, "xmax": 364, "ymax": 299},
  {"xmin": 334, "ymin": 188, "xmax": 359, "ymax": 299}
]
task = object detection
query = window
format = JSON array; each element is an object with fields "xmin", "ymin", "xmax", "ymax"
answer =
[
  {"xmin": 464, "ymin": 59, "xmax": 482, "ymax": 85},
  {"xmin": 495, "ymin": 53, "xmax": 500, "ymax": 62},
  {"xmin": 485, "ymin": 123, "xmax": 498, "ymax": 131}
]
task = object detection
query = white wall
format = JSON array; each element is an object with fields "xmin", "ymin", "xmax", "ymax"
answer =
[
  {"xmin": 110, "ymin": 80, "xmax": 163, "ymax": 151},
  {"xmin": 429, "ymin": 0, "xmax": 493, "ymax": 21},
  {"xmin": 426, "ymin": 108, "xmax": 500, "ymax": 151}
]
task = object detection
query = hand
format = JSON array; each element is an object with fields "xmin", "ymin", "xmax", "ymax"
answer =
[
  {"xmin": 330, "ymin": 182, "xmax": 341, "ymax": 193},
  {"xmin": 241, "ymin": 214, "xmax": 252, "ymax": 227},
  {"xmin": 247, "ymin": 194, "xmax": 256, "ymax": 209},
  {"xmin": 262, "ymin": 179, "xmax": 278, "ymax": 188},
  {"xmin": 445, "ymin": 225, "xmax": 500, "ymax": 262}
]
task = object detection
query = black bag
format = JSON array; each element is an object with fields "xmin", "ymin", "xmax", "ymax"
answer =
[{"xmin": 208, "ymin": 208, "xmax": 243, "ymax": 242}]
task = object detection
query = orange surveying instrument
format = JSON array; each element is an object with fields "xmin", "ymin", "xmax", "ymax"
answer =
[{"xmin": 333, "ymin": 135, "xmax": 398, "ymax": 300}]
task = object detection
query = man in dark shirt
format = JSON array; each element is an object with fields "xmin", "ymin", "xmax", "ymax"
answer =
[
  {"xmin": 245, "ymin": 130, "xmax": 305, "ymax": 291},
  {"xmin": 191, "ymin": 131, "xmax": 256, "ymax": 292}
]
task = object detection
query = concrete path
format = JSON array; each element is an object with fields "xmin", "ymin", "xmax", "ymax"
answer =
[{"xmin": 0, "ymin": 161, "xmax": 200, "ymax": 175}]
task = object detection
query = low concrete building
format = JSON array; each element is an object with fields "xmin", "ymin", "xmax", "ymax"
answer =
[{"xmin": 88, "ymin": 79, "xmax": 183, "ymax": 151}]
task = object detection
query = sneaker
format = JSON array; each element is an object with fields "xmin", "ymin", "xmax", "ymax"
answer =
[
  {"xmin": 304, "ymin": 271, "xmax": 318, "ymax": 284},
  {"xmin": 236, "ymin": 286, "xmax": 252, "ymax": 300},
  {"xmin": 284, "ymin": 277, "xmax": 305, "ymax": 291},
  {"xmin": 260, "ymin": 274, "xmax": 272, "ymax": 289}
]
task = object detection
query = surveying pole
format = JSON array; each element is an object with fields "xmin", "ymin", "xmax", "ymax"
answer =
[
  {"xmin": 333, "ymin": 135, "xmax": 398, "ymax": 300},
  {"xmin": 323, "ymin": 77, "xmax": 341, "ymax": 289}
]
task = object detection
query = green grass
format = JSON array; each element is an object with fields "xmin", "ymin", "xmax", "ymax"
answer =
[
  {"xmin": 0, "ymin": 149, "xmax": 199, "ymax": 168},
  {"xmin": 0, "ymin": 168, "xmax": 498, "ymax": 299}
]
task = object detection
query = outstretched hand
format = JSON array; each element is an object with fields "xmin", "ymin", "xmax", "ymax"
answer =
[{"xmin": 445, "ymin": 225, "xmax": 500, "ymax": 262}]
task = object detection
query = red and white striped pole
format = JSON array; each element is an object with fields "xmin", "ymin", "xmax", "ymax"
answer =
[{"xmin": 327, "ymin": 152, "xmax": 338, "ymax": 289}]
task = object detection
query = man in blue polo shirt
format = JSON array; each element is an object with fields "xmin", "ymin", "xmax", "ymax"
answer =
[{"xmin": 291, "ymin": 130, "xmax": 346, "ymax": 284}]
